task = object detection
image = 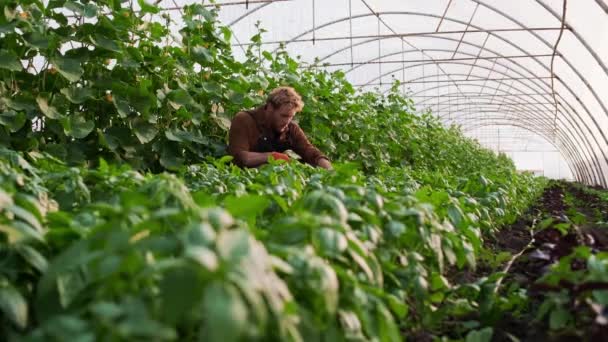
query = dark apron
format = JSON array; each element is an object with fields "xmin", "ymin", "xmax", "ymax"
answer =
[{"xmin": 247, "ymin": 111, "xmax": 292, "ymax": 153}]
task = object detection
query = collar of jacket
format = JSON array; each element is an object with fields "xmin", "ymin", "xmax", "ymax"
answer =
[{"xmin": 249, "ymin": 106, "xmax": 293, "ymax": 140}]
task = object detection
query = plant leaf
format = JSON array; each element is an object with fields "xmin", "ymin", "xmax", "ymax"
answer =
[
  {"xmin": 0, "ymin": 51, "xmax": 22, "ymax": 71},
  {"xmin": 0, "ymin": 111, "xmax": 26, "ymax": 132},
  {"xmin": 132, "ymin": 120, "xmax": 158, "ymax": 144},
  {"xmin": 36, "ymin": 96, "xmax": 62, "ymax": 119},
  {"xmin": 0, "ymin": 283, "xmax": 28, "ymax": 329},
  {"xmin": 51, "ymin": 56, "xmax": 83, "ymax": 82}
]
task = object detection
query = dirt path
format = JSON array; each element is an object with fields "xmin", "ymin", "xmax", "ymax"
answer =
[{"xmin": 488, "ymin": 182, "xmax": 608, "ymax": 341}]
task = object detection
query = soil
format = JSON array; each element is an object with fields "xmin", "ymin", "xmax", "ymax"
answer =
[{"xmin": 490, "ymin": 182, "xmax": 608, "ymax": 342}]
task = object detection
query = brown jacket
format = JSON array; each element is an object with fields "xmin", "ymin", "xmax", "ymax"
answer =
[{"xmin": 228, "ymin": 108, "xmax": 329, "ymax": 167}]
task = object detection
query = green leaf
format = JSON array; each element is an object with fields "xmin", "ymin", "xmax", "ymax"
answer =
[
  {"xmin": 192, "ymin": 5, "xmax": 214, "ymax": 21},
  {"xmin": 549, "ymin": 307, "xmax": 570, "ymax": 330},
  {"xmin": 83, "ymin": 3, "xmax": 98, "ymax": 17},
  {"xmin": 221, "ymin": 27, "xmax": 232, "ymax": 43},
  {"xmin": 224, "ymin": 195, "xmax": 270, "ymax": 226},
  {"xmin": 6, "ymin": 204, "xmax": 43, "ymax": 231},
  {"xmin": 137, "ymin": 0, "xmax": 160, "ymax": 14},
  {"xmin": 36, "ymin": 96, "xmax": 62, "ymax": 119},
  {"xmin": 23, "ymin": 31, "xmax": 50, "ymax": 49},
  {"xmin": 16, "ymin": 245, "xmax": 48, "ymax": 273},
  {"xmin": 160, "ymin": 266, "xmax": 204, "ymax": 324},
  {"xmin": 60, "ymin": 87, "xmax": 94, "ymax": 104},
  {"xmin": 90, "ymin": 302, "xmax": 123, "ymax": 320},
  {"xmin": 386, "ymin": 294, "xmax": 408, "ymax": 318},
  {"xmin": 165, "ymin": 129, "xmax": 208, "ymax": 145},
  {"xmin": 63, "ymin": 1, "xmax": 96, "ymax": 17},
  {"xmin": 0, "ymin": 222, "xmax": 44, "ymax": 244},
  {"xmin": 216, "ymin": 229, "xmax": 250, "ymax": 264},
  {"xmin": 64, "ymin": 1, "xmax": 85, "ymax": 15},
  {"xmin": 192, "ymin": 46, "xmax": 213, "ymax": 63},
  {"xmin": 314, "ymin": 228, "xmax": 348, "ymax": 256},
  {"xmin": 132, "ymin": 120, "xmax": 158, "ymax": 144},
  {"xmin": 65, "ymin": 115, "xmax": 95, "ymax": 139},
  {"xmin": 202, "ymin": 282, "xmax": 247, "ymax": 342},
  {"xmin": 51, "ymin": 56, "xmax": 83, "ymax": 82},
  {"xmin": 448, "ymin": 203, "xmax": 464, "ymax": 227},
  {"xmin": 167, "ymin": 89, "xmax": 194, "ymax": 107},
  {"xmin": 0, "ymin": 111, "xmax": 27, "ymax": 132},
  {"xmin": 0, "ymin": 51, "xmax": 22, "ymax": 71},
  {"xmin": 90, "ymin": 34, "xmax": 120, "ymax": 52},
  {"xmin": 185, "ymin": 246, "xmax": 218, "ymax": 271},
  {"xmin": 112, "ymin": 95, "xmax": 131, "ymax": 118},
  {"xmin": 0, "ymin": 283, "xmax": 28, "ymax": 329},
  {"xmin": 465, "ymin": 327, "xmax": 493, "ymax": 342},
  {"xmin": 386, "ymin": 221, "xmax": 406, "ymax": 238},
  {"xmin": 211, "ymin": 114, "xmax": 231, "ymax": 131},
  {"xmin": 5, "ymin": 96, "xmax": 37, "ymax": 111}
]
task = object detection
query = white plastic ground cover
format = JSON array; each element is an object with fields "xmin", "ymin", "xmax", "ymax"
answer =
[{"xmin": 148, "ymin": 0, "xmax": 607, "ymax": 186}]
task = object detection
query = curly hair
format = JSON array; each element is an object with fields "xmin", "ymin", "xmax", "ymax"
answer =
[{"xmin": 266, "ymin": 86, "xmax": 304, "ymax": 112}]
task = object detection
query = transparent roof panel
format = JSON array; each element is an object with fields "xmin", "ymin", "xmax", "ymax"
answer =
[{"xmin": 153, "ymin": 0, "xmax": 608, "ymax": 186}]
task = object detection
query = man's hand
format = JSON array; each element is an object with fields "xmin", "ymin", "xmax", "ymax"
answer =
[
  {"xmin": 318, "ymin": 158, "xmax": 332, "ymax": 170},
  {"xmin": 270, "ymin": 152, "xmax": 290, "ymax": 162}
]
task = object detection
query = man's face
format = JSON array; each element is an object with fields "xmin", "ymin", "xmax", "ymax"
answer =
[{"xmin": 268, "ymin": 104, "xmax": 297, "ymax": 133}]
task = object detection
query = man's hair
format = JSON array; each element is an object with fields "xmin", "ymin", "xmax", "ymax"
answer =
[{"xmin": 266, "ymin": 86, "xmax": 304, "ymax": 112}]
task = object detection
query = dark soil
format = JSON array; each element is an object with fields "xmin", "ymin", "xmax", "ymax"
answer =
[{"xmin": 490, "ymin": 182, "xmax": 608, "ymax": 342}]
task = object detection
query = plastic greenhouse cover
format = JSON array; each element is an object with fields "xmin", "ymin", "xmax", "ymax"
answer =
[{"xmin": 123, "ymin": 1, "xmax": 608, "ymax": 185}]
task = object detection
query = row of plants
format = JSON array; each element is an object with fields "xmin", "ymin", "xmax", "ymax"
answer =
[
  {"xmin": 0, "ymin": 147, "xmax": 543, "ymax": 340},
  {"xmin": 532, "ymin": 182, "xmax": 608, "ymax": 336},
  {"xmin": 0, "ymin": 1, "xmax": 547, "ymax": 340}
]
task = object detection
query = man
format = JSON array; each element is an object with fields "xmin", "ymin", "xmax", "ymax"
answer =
[{"xmin": 228, "ymin": 86, "xmax": 332, "ymax": 169}]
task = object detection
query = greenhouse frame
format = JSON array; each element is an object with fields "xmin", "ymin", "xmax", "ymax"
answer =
[{"xmin": 154, "ymin": 0, "xmax": 607, "ymax": 185}]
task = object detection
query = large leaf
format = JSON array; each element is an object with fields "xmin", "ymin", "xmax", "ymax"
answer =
[
  {"xmin": 191, "ymin": 46, "xmax": 213, "ymax": 63},
  {"xmin": 50, "ymin": 56, "xmax": 83, "ymax": 82},
  {"xmin": 0, "ymin": 283, "xmax": 28, "ymax": 329},
  {"xmin": 60, "ymin": 87, "xmax": 94, "ymax": 104},
  {"xmin": 165, "ymin": 128, "xmax": 208, "ymax": 144},
  {"xmin": 314, "ymin": 228, "xmax": 348, "ymax": 257},
  {"xmin": 90, "ymin": 34, "xmax": 120, "ymax": 52},
  {"xmin": 132, "ymin": 120, "xmax": 158, "ymax": 144},
  {"xmin": 137, "ymin": 0, "xmax": 160, "ymax": 14},
  {"xmin": 112, "ymin": 95, "xmax": 131, "ymax": 118},
  {"xmin": 0, "ymin": 222, "xmax": 44, "ymax": 243},
  {"xmin": 202, "ymin": 282, "xmax": 247, "ymax": 342},
  {"xmin": 36, "ymin": 96, "xmax": 62, "ymax": 119},
  {"xmin": 160, "ymin": 266, "xmax": 205, "ymax": 324},
  {"xmin": 167, "ymin": 89, "xmax": 194, "ymax": 107},
  {"xmin": 65, "ymin": 114, "xmax": 95, "ymax": 139},
  {"xmin": 16, "ymin": 245, "xmax": 48, "ymax": 273},
  {"xmin": 23, "ymin": 31, "xmax": 50, "ymax": 49},
  {"xmin": 224, "ymin": 195, "xmax": 270, "ymax": 226},
  {"xmin": 0, "ymin": 51, "xmax": 22, "ymax": 71},
  {"xmin": 64, "ymin": 1, "xmax": 97, "ymax": 17},
  {"xmin": 0, "ymin": 111, "xmax": 27, "ymax": 132}
]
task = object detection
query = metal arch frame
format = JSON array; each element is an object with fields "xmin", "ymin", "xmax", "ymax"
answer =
[
  {"xmin": 460, "ymin": 120, "xmax": 591, "ymax": 183},
  {"xmin": 437, "ymin": 107, "xmax": 596, "ymax": 183},
  {"xmin": 271, "ymin": 7, "xmax": 608, "ymax": 131},
  {"xmin": 222, "ymin": 1, "xmax": 608, "ymax": 185},
  {"xmin": 455, "ymin": 117, "xmax": 590, "ymax": 183},
  {"xmin": 364, "ymin": 60, "xmax": 608, "ymax": 186},
  {"xmin": 340, "ymin": 48, "xmax": 551, "ymax": 76},
  {"xmin": 596, "ymin": 0, "xmax": 608, "ymax": 14},
  {"xmin": 361, "ymin": 58, "xmax": 608, "ymax": 187},
  {"xmin": 402, "ymin": 81, "xmax": 605, "ymax": 185},
  {"xmin": 468, "ymin": 1, "xmax": 608, "ymax": 155},
  {"xmin": 292, "ymin": 10, "xmax": 608, "ymax": 133},
  {"xmin": 318, "ymin": 33, "xmax": 608, "ymax": 173},
  {"xmin": 459, "ymin": 121, "xmax": 583, "ymax": 182},
  {"xmin": 264, "ymin": 10, "xmax": 608, "ymax": 186}
]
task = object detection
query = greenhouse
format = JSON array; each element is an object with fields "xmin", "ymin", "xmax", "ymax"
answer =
[{"xmin": 0, "ymin": 0, "xmax": 607, "ymax": 340}]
